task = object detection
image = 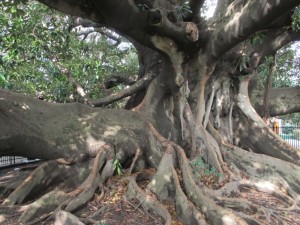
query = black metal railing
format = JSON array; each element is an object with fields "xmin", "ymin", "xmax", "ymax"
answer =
[
  {"xmin": 280, "ymin": 125, "xmax": 300, "ymax": 149},
  {"xmin": 270, "ymin": 123, "xmax": 300, "ymax": 149},
  {"xmin": 0, "ymin": 156, "xmax": 39, "ymax": 168}
]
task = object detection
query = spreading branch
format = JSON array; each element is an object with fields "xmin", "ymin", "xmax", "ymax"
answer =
[
  {"xmin": 252, "ymin": 87, "xmax": 300, "ymax": 116},
  {"xmin": 207, "ymin": 0, "xmax": 300, "ymax": 62},
  {"xmin": 92, "ymin": 72, "xmax": 156, "ymax": 107}
]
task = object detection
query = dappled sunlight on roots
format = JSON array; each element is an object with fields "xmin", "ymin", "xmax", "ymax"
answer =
[
  {"xmin": 85, "ymin": 134, "xmax": 106, "ymax": 155},
  {"xmin": 0, "ymin": 215, "xmax": 6, "ymax": 223},
  {"xmin": 221, "ymin": 215, "xmax": 236, "ymax": 225},
  {"xmin": 252, "ymin": 162, "xmax": 262, "ymax": 169},
  {"xmin": 103, "ymin": 125, "xmax": 121, "ymax": 137},
  {"xmin": 254, "ymin": 181, "xmax": 277, "ymax": 192},
  {"xmin": 20, "ymin": 103, "xmax": 30, "ymax": 110}
]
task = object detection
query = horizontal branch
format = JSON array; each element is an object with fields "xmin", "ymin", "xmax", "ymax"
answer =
[
  {"xmin": 251, "ymin": 87, "xmax": 300, "ymax": 116},
  {"xmin": 0, "ymin": 89, "xmax": 146, "ymax": 159},
  {"xmin": 91, "ymin": 72, "xmax": 156, "ymax": 107},
  {"xmin": 104, "ymin": 75, "xmax": 136, "ymax": 89},
  {"xmin": 38, "ymin": 0, "xmax": 199, "ymax": 51}
]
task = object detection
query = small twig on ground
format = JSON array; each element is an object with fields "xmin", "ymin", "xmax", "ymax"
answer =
[
  {"xmin": 26, "ymin": 212, "xmax": 53, "ymax": 225},
  {"xmin": 123, "ymin": 198, "xmax": 163, "ymax": 225},
  {"xmin": 91, "ymin": 205, "xmax": 111, "ymax": 219},
  {"xmin": 134, "ymin": 198, "xmax": 146, "ymax": 211}
]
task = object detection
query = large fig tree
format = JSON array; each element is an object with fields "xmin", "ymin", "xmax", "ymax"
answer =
[{"xmin": 1, "ymin": 0, "xmax": 300, "ymax": 224}]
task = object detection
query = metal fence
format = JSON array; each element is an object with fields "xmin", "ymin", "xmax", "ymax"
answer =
[
  {"xmin": 279, "ymin": 125, "xmax": 300, "ymax": 149},
  {"xmin": 0, "ymin": 156, "xmax": 38, "ymax": 168}
]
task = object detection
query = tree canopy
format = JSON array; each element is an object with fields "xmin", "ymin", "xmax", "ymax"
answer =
[{"xmin": 1, "ymin": 1, "xmax": 138, "ymax": 104}]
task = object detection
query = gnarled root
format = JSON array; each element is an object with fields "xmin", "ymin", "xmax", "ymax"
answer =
[
  {"xmin": 148, "ymin": 122, "xmax": 249, "ymax": 224},
  {"xmin": 147, "ymin": 122, "xmax": 300, "ymax": 224},
  {"xmin": 17, "ymin": 144, "xmax": 114, "ymax": 224},
  {"xmin": 54, "ymin": 210, "xmax": 85, "ymax": 225},
  {"xmin": 126, "ymin": 176, "xmax": 172, "ymax": 225},
  {"xmin": 2, "ymin": 119, "xmax": 300, "ymax": 225},
  {"xmin": 147, "ymin": 149, "xmax": 207, "ymax": 225},
  {"xmin": 3, "ymin": 160, "xmax": 69, "ymax": 205}
]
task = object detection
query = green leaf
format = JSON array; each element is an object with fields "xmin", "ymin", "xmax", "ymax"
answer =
[{"xmin": 0, "ymin": 74, "xmax": 6, "ymax": 82}]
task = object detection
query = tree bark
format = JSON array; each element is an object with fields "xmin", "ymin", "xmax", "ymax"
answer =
[
  {"xmin": 1, "ymin": 0, "xmax": 300, "ymax": 224},
  {"xmin": 251, "ymin": 86, "xmax": 300, "ymax": 117}
]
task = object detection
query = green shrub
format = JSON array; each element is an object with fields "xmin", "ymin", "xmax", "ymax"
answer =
[
  {"xmin": 293, "ymin": 129, "xmax": 300, "ymax": 140},
  {"xmin": 281, "ymin": 133, "xmax": 294, "ymax": 140}
]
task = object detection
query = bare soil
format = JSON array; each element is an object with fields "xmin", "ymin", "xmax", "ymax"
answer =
[
  {"xmin": 0, "ymin": 165, "xmax": 181, "ymax": 225},
  {"xmin": 0, "ymin": 163, "xmax": 299, "ymax": 225}
]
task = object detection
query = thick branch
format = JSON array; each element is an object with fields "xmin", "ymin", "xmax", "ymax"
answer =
[
  {"xmin": 147, "ymin": 9, "xmax": 199, "ymax": 46},
  {"xmin": 38, "ymin": 0, "xmax": 199, "ymax": 51},
  {"xmin": 0, "ymin": 89, "xmax": 147, "ymax": 159},
  {"xmin": 207, "ymin": 0, "xmax": 300, "ymax": 61},
  {"xmin": 104, "ymin": 75, "xmax": 136, "ymax": 89},
  {"xmin": 251, "ymin": 87, "xmax": 300, "ymax": 116},
  {"xmin": 92, "ymin": 72, "xmax": 156, "ymax": 107},
  {"xmin": 250, "ymin": 29, "xmax": 300, "ymax": 66},
  {"xmin": 37, "ymin": 0, "xmax": 104, "ymax": 23}
]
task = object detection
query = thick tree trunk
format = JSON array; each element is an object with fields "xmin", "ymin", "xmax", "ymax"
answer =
[
  {"xmin": 1, "ymin": 67, "xmax": 300, "ymax": 224},
  {"xmin": 1, "ymin": 0, "xmax": 300, "ymax": 223}
]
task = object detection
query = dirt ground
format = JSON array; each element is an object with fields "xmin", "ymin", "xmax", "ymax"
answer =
[
  {"xmin": 0, "ymin": 163, "xmax": 300, "ymax": 225},
  {"xmin": 0, "ymin": 164, "xmax": 181, "ymax": 225}
]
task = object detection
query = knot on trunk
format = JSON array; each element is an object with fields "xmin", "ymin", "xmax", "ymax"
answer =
[
  {"xmin": 185, "ymin": 22, "xmax": 198, "ymax": 42},
  {"xmin": 149, "ymin": 9, "xmax": 162, "ymax": 25}
]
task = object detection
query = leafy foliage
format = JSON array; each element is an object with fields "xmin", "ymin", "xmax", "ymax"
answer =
[
  {"xmin": 190, "ymin": 157, "xmax": 221, "ymax": 177},
  {"xmin": 250, "ymin": 33, "xmax": 266, "ymax": 45},
  {"xmin": 257, "ymin": 45, "xmax": 300, "ymax": 88},
  {"xmin": 175, "ymin": 1, "xmax": 192, "ymax": 20},
  {"xmin": 113, "ymin": 157, "xmax": 122, "ymax": 176},
  {"xmin": 0, "ymin": 1, "xmax": 138, "ymax": 103},
  {"xmin": 281, "ymin": 113, "xmax": 300, "ymax": 124},
  {"xmin": 257, "ymin": 45, "xmax": 300, "ymax": 123},
  {"xmin": 292, "ymin": 6, "xmax": 300, "ymax": 31}
]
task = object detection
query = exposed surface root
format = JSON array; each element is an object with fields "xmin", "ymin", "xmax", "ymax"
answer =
[
  {"xmin": 217, "ymin": 145, "xmax": 300, "ymax": 224},
  {"xmin": 171, "ymin": 167, "xmax": 207, "ymax": 225},
  {"xmin": 224, "ymin": 146, "xmax": 300, "ymax": 195},
  {"xmin": 176, "ymin": 145, "xmax": 251, "ymax": 225},
  {"xmin": 126, "ymin": 176, "xmax": 172, "ymax": 225},
  {"xmin": 147, "ymin": 150, "xmax": 176, "ymax": 200},
  {"xmin": 19, "ymin": 190, "xmax": 70, "ymax": 224},
  {"xmin": 148, "ymin": 121, "xmax": 291, "ymax": 224},
  {"xmin": 150, "ymin": 122, "xmax": 247, "ymax": 225},
  {"xmin": 54, "ymin": 210, "xmax": 85, "ymax": 225},
  {"xmin": 15, "ymin": 144, "xmax": 114, "ymax": 224},
  {"xmin": 1, "ymin": 120, "xmax": 300, "ymax": 225},
  {"xmin": 64, "ymin": 144, "xmax": 112, "ymax": 212},
  {"xmin": 3, "ymin": 160, "xmax": 69, "ymax": 205}
]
